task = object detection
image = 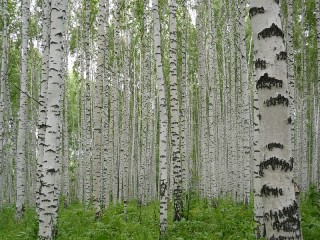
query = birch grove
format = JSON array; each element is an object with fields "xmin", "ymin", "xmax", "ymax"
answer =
[{"xmin": 4, "ymin": 0, "xmax": 320, "ymax": 239}]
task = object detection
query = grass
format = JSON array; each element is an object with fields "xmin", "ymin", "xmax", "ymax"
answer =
[{"xmin": 0, "ymin": 192, "xmax": 319, "ymax": 240}]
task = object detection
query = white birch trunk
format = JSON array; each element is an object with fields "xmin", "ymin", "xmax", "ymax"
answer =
[
  {"xmin": 287, "ymin": 0, "xmax": 296, "ymax": 183},
  {"xmin": 16, "ymin": 0, "xmax": 30, "ymax": 220},
  {"xmin": 170, "ymin": 0, "xmax": 182, "ymax": 221},
  {"xmin": 112, "ymin": 0, "xmax": 120, "ymax": 205},
  {"xmin": 239, "ymin": 0, "xmax": 251, "ymax": 203},
  {"xmin": 92, "ymin": 0, "xmax": 106, "ymax": 218},
  {"xmin": 0, "ymin": 100, "xmax": 3, "ymax": 210},
  {"xmin": 180, "ymin": 0, "xmax": 188, "ymax": 194},
  {"xmin": 315, "ymin": 0, "xmax": 320, "ymax": 207},
  {"xmin": 122, "ymin": 28, "xmax": 131, "ymax": 220},
  {"xmin": 0, "ymin": 0, "xmax": 8, "ymax": 211},
  {"xmin": 102, "ymin": 0, "xmax": 110, "ymax": 209},
  {"xmin": 38, "ymin": 0, "xmax": 66, "ymax": 236},
  {"xmin": 62, "ymin": 16, "xmax": 69, "ymax": 207},
  {"xmin": 250, "ymin": 0, "xmax": 302, "ymax": 238},
  {"xmin": 84, "ymin": 0, "xmax": 92, "ymax": 208},
  {"xmin": 153, "ymin": 0, "xmax": 169, "ymax": 236}
]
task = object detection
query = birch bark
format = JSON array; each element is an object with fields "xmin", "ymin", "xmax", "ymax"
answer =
[
  {"xmin": 16, "ymin": 0, "xmax": 30, "ymax": 220},
  {"xmin": 239, "ymin": 0, "xmax": 251, "ymax": 203},
  {"xmin": 38, "ymin": 0, "xmax": 66, "ymax": 236},
  {"xmin": 92, "ymin": 0, "xmax": 106, "ymax": 219},
  {"xmin": 170, "ymin": 0, "xmax": 182, "ymax": 221},
  {"xmin": 84, "ymin": 0, "xmax": 92, "ymax": 208},
  {"xmin": 153, "ymin": 0, "xmax": 168, "ymax": 236},
  {"xmin": 0, "ymin": 0, "xmax": 8, "ymax": 211},
  {"xmin": 102, "ymin": 0, "xmax": 110, "ymax": 209},
  {"xmin": 250, "ymin": 0, "xmax": 302, "ymax": 238},
  {"xmin": 316, "ymin": 0, "xmax": 320, "ymax": 207}
]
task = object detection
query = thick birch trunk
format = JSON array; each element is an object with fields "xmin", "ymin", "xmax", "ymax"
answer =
[
  {"xmin": 38, "ymin": 0, "xmax": 66, "ymax": 236},
  {"xmin": 250, "ymin": 0, "xmax": 302, "ymax": 238}
]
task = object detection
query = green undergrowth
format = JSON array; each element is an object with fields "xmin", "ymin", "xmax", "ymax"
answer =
[
  {"xmin": 301, "ymin": 186, "xmax": 320, "ymax": 240},
  {"xmin": 0, "ymin": 193, "xmax": 319, "ymax": 240}
]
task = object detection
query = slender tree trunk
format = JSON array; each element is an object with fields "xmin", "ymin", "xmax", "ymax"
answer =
[
  {"xmin": 84, "ymin": 0, "xmax": 92, "ymax": 208},
  {"xmin": 62, "ymin": 14, "xmax": 70, "ymax": 208},
  {"xmin": 170, "ymin": 0, "xmax": 182, "ymax": 221},
  {"xmin": 92, "ymin": 0, "xmax": 106, "ymax": 219},
  {"xmin": 0, "ymin": 100, "xmax": 3, "ymax": 211},
  {"xmin": 112, "ymin": 0, "xmax": 120, "ymax": 205},
  {"xmin": 153, "ymin": 0, "xmax": 168, "ymax": 237},
  {"xmin": 38, "ymin": 0, "xmax": 66, "ymax": 236},
  {"xmin": 287, "ymin": 0, "xmax": 296, "ymax": 179},
  {"xmin": 0, "ymin": 0, "xmax": 8, "ymax": 212},
  {"xmin": 316, "ymin": 0, "xmax": 320, "ymax": 207},
  {"xmin": 300, "ymin": 0, "xmax": 309, "ymax": 192},
  {"xmin": 207, "ymin": 0, "xmax": 218, "ymax": 199},
  {"xmin": 16, "ymin": 0, "xmax": 30, "ymax": 220},
  {"xmin": 238, "ymin": 0, "xmax": 251, "ymax": 204},
  {"xmin": 102, "ymin": 0, "xmax": 110, "ymax": 209},
  {"xmin": 140, "ymin": 1, "xmax": 148, "ymax": 207},
  {"xmin": 122, "ymin": 26, "xmax": 131, "ymax": 220},
  {"xmin": 180, "ymin": 0, "xmax": 188, "ymax": 195}
]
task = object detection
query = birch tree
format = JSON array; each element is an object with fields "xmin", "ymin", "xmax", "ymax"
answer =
[
  {"xmin": 238, "ymin": 0, "xmax": 251, "ymax": 203},
  {"xmin": 0, "ymin": 100, "xmax": 3, "ymax": 210},
  {"xmin": 112, "ymin": 0, "xmax": 121, "ymax": 204},
  {"xmin": 250, "ymin": 0, "xmax": 301, "ymax": 238},
  {"xmin": 316, "ymin": 0, "xmax": 320, "ymax": 207},
  {"xmin": 153, "ymin": 0, "xmax": 168, "ymax": 236},
  {"xmin": 36, "ymin": 0, "xmax": 50, "ymax": 212},
  {"xmin": 38, "ymin": 0, "xmax": 66, "ymax": 236},
  {"xmin": 92, "ymin": 0, "xmax": 106, "ymax": 219},
  {"xmin": 0, "ymin": 0, "xmax": 8, "ymax": 212},
  {"xmin": 84, "ymin": 0, "xmax": 92, "ymax": 208},
  {"xmin": 169, "ymin": 0, "xmax": 182, "ymax": 221},
  {"xmin": 102, "ymin": 0, "xmax": 110, "ymax": 209},
  {"xmin": 16, "ymin": 0, "xmax": 30, "ymax": 220}
]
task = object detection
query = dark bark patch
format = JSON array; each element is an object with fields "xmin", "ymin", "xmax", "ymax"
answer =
[
  {"xmin": 264, "ymin": 201, "xmax": 300, "ymax": 235},
  {"xmin": 249, "ymin": 7, "xmax": 265, "ymax": 18},
  {"xmin": 266, "ymin": 143, "xmax": 284, "ymax": 151},
  {"xmin": 259, "ymin": 156, "xmax": 293, "ymax": 176},
  {"xmin": 276, "ymin": 51, "xmax": 287, "ymax": 60},
  {"xmin": 46, "ymin": 168, "xmax": 57, "ymax": 173},
  {"xmin": 256, "ymin": 73, "xmax": 283, "ymax": 90},
  {"xmin": 264, "ymin": 94, "xmax": 289, "ymax": 107},
  {"xmin": 258, "ymin": 23, "xmax": 284, "ymax": 39},
  {"xmin": 160, "ymin": 180, "xmax": 167, "ymax": 197},
  {"xmin": 260, "ymin": 184, "xmax": 283, "ymax": 197},
  {"xmin": 255, "ymin": 58, "xmax": 267, "ymax": 69}
]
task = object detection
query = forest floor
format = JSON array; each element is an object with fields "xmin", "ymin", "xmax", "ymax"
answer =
[{"xmin": 0, "ymin": 190, "xmax": 319, "ymax": 240}]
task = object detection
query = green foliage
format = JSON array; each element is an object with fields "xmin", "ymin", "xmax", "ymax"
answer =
[
  {"xmin": 301, "ymin": 185, "xmax": 320, "ymax": 240},
  {"xmin": 168, "ymin": 197, "xmax": 255, "ymax": 240},
  {"xmin": 1, "ymin": 194, "xmax": 320, "ymax": 239},
  {"xmin": 0, "ymin": 207, "xmax": 38, "ymax": 240}
]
